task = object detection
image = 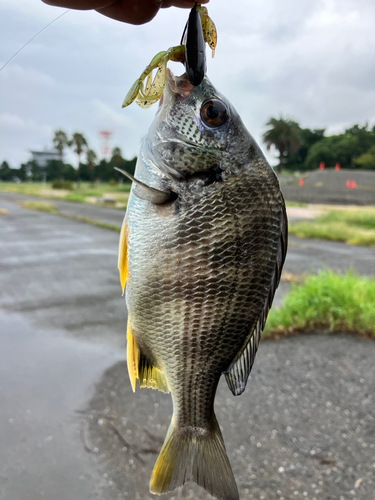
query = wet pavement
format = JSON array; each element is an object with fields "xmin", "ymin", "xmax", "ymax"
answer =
[
  {"xmin": 0, "ymin": 194, "xmax": 374, "ymax": 500},
  {"xmin": 0, "ymin": 310, "xmax": 123, "ymax": 500},
  {"xmin": 84, "ymin": 334, "xmax": 375, "ymax": 500}
]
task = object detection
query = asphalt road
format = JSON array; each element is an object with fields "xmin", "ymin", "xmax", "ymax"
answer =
[{"xmin": 0, "ymin": 194, "xmax": 374, "ymax": 500}]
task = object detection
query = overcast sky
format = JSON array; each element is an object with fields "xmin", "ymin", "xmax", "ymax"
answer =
[{"xmin": 1, "ymin": 0, "xmax": 375, "ymax": 168}]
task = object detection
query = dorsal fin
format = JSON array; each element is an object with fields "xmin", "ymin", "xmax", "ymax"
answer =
[
  {"xmin": 114, "ymin": 167, "xmax": 173, "ymax": 205},
  {"xmin": 225, "ymin": 197, "xmax": 288, "ymax": 396}
]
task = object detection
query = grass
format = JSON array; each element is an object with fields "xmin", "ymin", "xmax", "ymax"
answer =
[
  {"xmin": 20, "ymin": 201, "xmax": 57, "ymax": 213},
  {"xmin": 265, "ymin": 270, "xmax": 375, "ymax": 337},
  {"xmin": 0, "ymin": 182, "xmax": 131, "ymax": 208},
  {"xmin": 285, "ymin": 201, "xmax": 308, "ymax": 208},
  {"xmin": 62, "ymin": 214, "xmax": 120, "ymax": 232},
  {"xmin": 20, "ymin": 200, "xmax": 121, "ymax": 232},
  {"xmin": 289, "ymin": 207, "xmax": 375, "ymax": 247}
]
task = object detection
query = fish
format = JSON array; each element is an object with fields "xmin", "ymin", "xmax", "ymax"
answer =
[{"xmin": 118, "ymin": 70, "xmax": 287, "ymax": 500}]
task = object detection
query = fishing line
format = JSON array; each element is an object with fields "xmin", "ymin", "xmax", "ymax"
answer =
[{"xmin": 0, "ymin": 9, "xmax": 70, "ymax": 73}]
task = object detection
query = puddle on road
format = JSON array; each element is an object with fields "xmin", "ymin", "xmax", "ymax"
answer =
[{"xmin": 0, "ymin": 309, "xmax": 124, "ymax": 500}]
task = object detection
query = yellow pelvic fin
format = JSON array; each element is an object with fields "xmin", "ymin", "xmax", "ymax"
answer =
[
  {"xmin": 118, "ymin": 219, "xmax": 128, "ymax": 294},
  {"xmin": 127, "ymin": 321, "xmax": 139, "ymax": 393}
]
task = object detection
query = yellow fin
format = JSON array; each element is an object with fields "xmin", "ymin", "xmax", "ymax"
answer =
[
  {"xmin": 150, "ymin": 415, "xmax": 238, "ymax": 498},
  {"xmin": 118, "ymin": 218, "xmax": 128, "ymax": 294},
  {"xmin": 126, "ymin": 322, "xmax": 169, "ymax": 394},
  {"xmin": 127, "ymin": 321, "xmax": 139, "ymax": 392},
  {"xmin": 138, "ymin": 353, "xmax": 170, "ymax": 393}
]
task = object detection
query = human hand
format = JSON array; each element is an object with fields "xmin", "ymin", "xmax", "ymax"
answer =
[{"xmin": 42, "ymin": 0, "xmax": 209, "ymax": 25}]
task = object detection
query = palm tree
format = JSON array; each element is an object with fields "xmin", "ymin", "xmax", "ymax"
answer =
[
  {"xmin": 262, "ymin": 117, "xmax": 301, "ymax": 173},
  {"xmin": 111, "ymin": 147, "xmax": 123, "ymax": 168},
  {"xmin": 71, "ymin": 132, "xmax": 88, "ymax": 167},
  {"xmin": 52, "ymin": 129, "xmax": 69, "ymax": 163},
  {"xmin": 86, "ymin": 149, "xmax": 97, "ymax": 185}
]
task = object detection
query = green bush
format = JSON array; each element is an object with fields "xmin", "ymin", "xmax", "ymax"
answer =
[
  {"xmin": 52, "ymin": 180, "xmax": 73, "ymax": 190},
  {"xmin": 265, "ymin": 270, "xmax": 375, "ymax": 336}
]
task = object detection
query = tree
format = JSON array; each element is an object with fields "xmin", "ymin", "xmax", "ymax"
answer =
[
  {"xmin": 262, "ymin": 117, "xmax": 302, "ymax": 173},
  {"xmin": 111, "ymin": 147, "xmax": 123, "ymax": 168},
  {"xmin": 86, "ymin": 149, "xmax": 97, "ymax": 183},
  {"xmin": 353, "ymin": 145, "xmax": 375, "ymax": 170},
  {"xmin": 0, "ymin": 161, "xmax": 11, "ymax": 181},
  {"xmin": 305, "ymin": 124, "xmax": 375, "ymax": 169},
  {"xmin": 20, "ymin": 160, "xmax": 40, "ymax": 181},
  {"xmin": 52, "ymin": 130, "xmax": 69, "ymax": 163},
  {"xmin": 45, "ymin": 160, "xmax": 64, "ymax": 181},
  {"xmin": 71, "ymin": 132, "xmax": 88, "ymax": 167},
  {"xmin": 283, "ymin": 128, "xmax": 325, "ymax": 170}
]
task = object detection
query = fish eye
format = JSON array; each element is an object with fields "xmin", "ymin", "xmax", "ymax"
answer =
[{"xmin": 200, "ymin": 98, "xmax": 228, "ymax": 128}]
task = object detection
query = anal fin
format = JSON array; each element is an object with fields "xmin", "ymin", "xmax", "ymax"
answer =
[
  {"xmin": 138, "ymin": 352, "xmax": 170, "ymax": 393},
  {"xmin": 126, "ymin": 322, "xmax": 170, "ymax": 394}
]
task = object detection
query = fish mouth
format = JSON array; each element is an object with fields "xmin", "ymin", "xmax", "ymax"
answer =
[
  {"xmin": 156, "ymin": 69, "xmax": 192, "ymax": 113},
  {"xmin": 166, "ymin": 69, "xmax": 194, "ymax": 99}
]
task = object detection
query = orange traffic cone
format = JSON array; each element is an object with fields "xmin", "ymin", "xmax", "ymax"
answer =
[
  {"xmin": 346, "ymin": 180, "xmax": 351, "ymax": 189},
  {"xmin": 299, "ymin": 178, "xmax": 304, "ymax": 187},
  {"xmin": 319, "ymin": 162, "xmax": 325, "ymax": 170},
  {"xmin": 335, "ymin": 163, "xmax": 340, "ymax": 171},
  {"xmin": 351, "ymin": 180, "xmax": 356, "ymax": 189}
]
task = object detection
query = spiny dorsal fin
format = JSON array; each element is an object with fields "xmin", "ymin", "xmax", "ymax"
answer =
[
  {"xmin": 225, "ymin": 197, "xmax": 288, "ymax": 396},
  {"xmin": 114, "ymin": 167, "xmax": 173, "ymax": 205}
]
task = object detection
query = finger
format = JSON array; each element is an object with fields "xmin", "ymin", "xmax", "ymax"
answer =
[
  {"xmin": 97, "ymin": 0, "xmax": 162, "ymax": 24},
  {"xmin": 42, "ymin": 0, "xmax": 114, "ymax": 8},
  {"xmin": 161, "ymin": 0, "xmax": 209, "ymax": 8}
]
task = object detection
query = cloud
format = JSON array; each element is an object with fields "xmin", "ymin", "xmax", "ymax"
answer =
[
  {"xmin": 1, "ymin": 0, "xmax": 375, "ymax": 168},
  {"xmin": 0, "ymin": 113, "xmax": 51, "ymax": 133}
]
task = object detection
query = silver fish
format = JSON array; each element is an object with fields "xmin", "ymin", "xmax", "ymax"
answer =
[{"xmin": 118, "ymin": 71, "xmax": 287, "ymax": 500}]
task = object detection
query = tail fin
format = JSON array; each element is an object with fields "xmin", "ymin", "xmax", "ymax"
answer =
[{"xmin": 150, "ymin": 415, "xmax": 239, "ymax": 500}]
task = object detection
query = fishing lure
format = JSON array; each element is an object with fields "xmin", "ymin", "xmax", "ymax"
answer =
[{"xmin": 122, "ymin": 4, "xmax": 217, "ymax": 109}]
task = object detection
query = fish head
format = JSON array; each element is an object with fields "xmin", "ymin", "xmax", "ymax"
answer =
[{"xmin": 146, "ymin": 70, "xmax": 261, "ymax": 185}]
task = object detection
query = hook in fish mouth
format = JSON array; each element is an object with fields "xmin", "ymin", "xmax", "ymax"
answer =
[{"xmin": 166, "ymin": 69, "xmax": 195, "ymax": 99}]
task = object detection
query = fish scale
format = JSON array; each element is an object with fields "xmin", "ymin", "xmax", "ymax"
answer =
[{"xmin": 120, "ymin": 73, "xmax": 287, "ymax": 500}]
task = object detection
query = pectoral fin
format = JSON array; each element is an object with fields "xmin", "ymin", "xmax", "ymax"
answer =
[{"xmin": 114, "ymin": 167, "xmax": 173, "ymax": 205}]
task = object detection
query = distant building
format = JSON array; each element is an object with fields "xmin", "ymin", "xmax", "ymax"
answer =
[{"xmin": 30, "ymin": 150, "xmax": 61, "ymax": 167}]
